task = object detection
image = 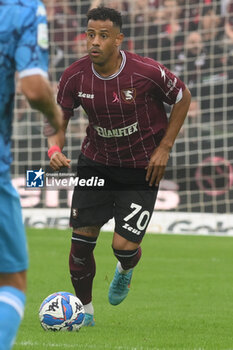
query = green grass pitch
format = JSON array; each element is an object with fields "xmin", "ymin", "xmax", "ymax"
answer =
[{"xmin": 14, "ymin": 228, "xmax": 233, "ymax": 350}]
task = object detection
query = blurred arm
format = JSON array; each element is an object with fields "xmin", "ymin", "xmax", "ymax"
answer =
[{"xmin": 20, "ymin": 74, "xmax": 63, "ymax": 132}]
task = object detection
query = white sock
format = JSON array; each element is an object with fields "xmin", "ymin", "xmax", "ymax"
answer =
[
  {"xmin": 83, "ymin": 302, "xmax": 94, "ymax": 315},
  {"xmin": 117, "ymin": 261, "xmax": 131, "ymax": 274}
]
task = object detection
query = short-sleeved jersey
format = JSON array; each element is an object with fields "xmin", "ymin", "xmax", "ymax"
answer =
[
  {"xmin": 58, "ymin": 51, "xmax": 186, "ymax": 168},
  {"xmin": 0, "ymin": 0, "xmax": 49, "ymax": 175}
]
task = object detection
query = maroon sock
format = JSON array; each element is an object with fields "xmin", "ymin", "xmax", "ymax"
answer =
[
  {"xmin": 69, "ymin": 233, "xmax": 97, "ymax": 305},
  {"xmin": 113, "ymin": 246, "xmax": 142, "ymax": 270}
]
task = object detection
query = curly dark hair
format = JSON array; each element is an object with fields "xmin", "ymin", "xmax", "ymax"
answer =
[{"xmin": 87, "ymin": 6, "xmax": 122, "ymax": 30}]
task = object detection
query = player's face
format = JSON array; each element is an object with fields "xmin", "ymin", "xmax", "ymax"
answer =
[{"xmin": 86, "ymin": 19, "xmax": 123, "ymax": 66}]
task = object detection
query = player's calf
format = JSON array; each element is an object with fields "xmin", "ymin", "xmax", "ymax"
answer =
[
  {"xmin": 69, "ymin": 233, "xmax": 97, "ymax": 308},
  {"xmin": 113, "ymin": 246, "xmax": 142, "ymax": 270}
]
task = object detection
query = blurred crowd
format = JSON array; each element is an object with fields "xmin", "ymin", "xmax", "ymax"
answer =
[
  {"xmin": 43, "ymin": 0, "xmax": 233, "ymax": 121},
  {"xmin": 42, "ymin": 1, "xmax": 232, "ymax": 81},
  {"xmin": 15, "ymin": 0, "xmax": 233, "ymax": 149}
]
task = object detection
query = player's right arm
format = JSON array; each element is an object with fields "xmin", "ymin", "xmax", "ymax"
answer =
[
  {"xmin": 47, "ymin": 62, "xmax": 81, "ymax": 171},
  {"xmin": 47, "ymin": 119, "xmax": 71, "ymax": 171}
]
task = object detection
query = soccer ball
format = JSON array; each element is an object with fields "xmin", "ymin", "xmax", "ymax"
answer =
[{"xmin": 39, "ymin": 291, "xmax": 85, "ymax": 331}]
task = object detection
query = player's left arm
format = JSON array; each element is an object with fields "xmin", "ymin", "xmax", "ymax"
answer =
[{"xmin": 146, "ymin": 86, "xmax": 191, "ymax": 186}]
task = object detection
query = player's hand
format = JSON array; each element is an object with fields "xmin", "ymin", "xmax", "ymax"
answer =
[
  {"xmin": 145, "ymin": 144, "xmax": 170, "ymax": 186},
  {"xmin": 49, "ymin": 152, "xmax": 71, "ymax": 171}
]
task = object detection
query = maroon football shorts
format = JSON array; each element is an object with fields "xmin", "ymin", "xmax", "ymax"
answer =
[{"xmin": 70, "ymin": 153, "xmax": 158, "ymax": 243}]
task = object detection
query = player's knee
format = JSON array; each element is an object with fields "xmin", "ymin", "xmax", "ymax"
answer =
[
  {"xmin": 73, "ymin": 225, "xmax": 101, "ymax": 236},
  {"xmin": 69, "ymin": 232, "xmax": 97, "ymax": 270},
  {"xmin": 112, "ymin": 246, "xmax": 142, "ymax": 270},
  {"xmin": 112, "ymin": 232, "xmax": 140, "ymax": 251}
]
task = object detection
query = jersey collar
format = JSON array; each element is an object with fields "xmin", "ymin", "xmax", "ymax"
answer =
[{"xmin": 92, "ymin": 50, "xmax": 126, "ymax": 80}]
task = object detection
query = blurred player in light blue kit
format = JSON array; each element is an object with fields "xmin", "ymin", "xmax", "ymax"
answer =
[{"xmin": 0, "ymin": 1, "xmax": 62, "ymax": 349}]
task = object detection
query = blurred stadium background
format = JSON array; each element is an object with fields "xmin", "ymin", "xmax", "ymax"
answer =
[{"xmin": 12, "ymin": 0, "xmax": 233, "ymax": 234}]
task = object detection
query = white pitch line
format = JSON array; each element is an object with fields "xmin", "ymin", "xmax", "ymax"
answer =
[
  {"xmin": 15, "ymin": 342, "xmax": 220, "ymax": 350},
  {"xmin": 14, "ymin": 342, "xmax": 168, "ymax": 350}
]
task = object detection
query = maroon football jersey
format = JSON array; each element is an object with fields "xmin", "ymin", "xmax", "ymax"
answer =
[{"xmin": 57, "ymin": 50, "xmax": 185, "ymax": 168}]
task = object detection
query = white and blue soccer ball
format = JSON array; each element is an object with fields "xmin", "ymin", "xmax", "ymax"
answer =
[{"xmin": 39, "ymin": 291, "xmax": 85, "ymax": 331}]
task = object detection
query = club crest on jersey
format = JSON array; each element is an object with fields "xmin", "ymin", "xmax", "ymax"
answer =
[
  {"xmin": 72, "ymin": 208, "xmax": 78, "ymax": 218},
  {"xmin": 121, "ymin": 88, "xmax": 136, "ymax": 103}
]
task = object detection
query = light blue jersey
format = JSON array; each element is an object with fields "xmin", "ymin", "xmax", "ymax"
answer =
[
  {"xmin": 0, "ymin": 3, "xmax": 50, "ymax": 349},
  {"xmin": 0, "ymin": 0, "xmax": 49, "ymax": 274},
  {"xmin": 0, "ymin": 0, "xmax": 49, "ymax": 175}
]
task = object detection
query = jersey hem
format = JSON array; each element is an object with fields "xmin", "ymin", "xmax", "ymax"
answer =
[
  {"xmin": 19, "ymin": 68, "xmax": 48, "ymax": 79},
  {"xmin": 0, "ymin": 263, "xmax": 28, "ymax": 274},
  {"xmin": 81, "ymin": 151, "xmax": 149, "ymax": 169}
]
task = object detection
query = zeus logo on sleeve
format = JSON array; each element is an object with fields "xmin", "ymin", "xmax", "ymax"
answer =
[
  {"xmin": 78, "ymin": 92, "xmax": 94, "ymax": 99},
  {"xmin": 94, "ymin": 122, "xmax": 138, "ymax": 138}
]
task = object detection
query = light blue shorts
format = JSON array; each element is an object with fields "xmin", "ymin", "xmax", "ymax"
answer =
[{"xmin": 0, "ymin": 172, "xmax": 28, "ymax": 273}]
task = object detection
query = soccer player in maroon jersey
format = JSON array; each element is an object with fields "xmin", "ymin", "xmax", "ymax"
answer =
[{"xmin": 47, "ymin": 6, "xmax": 191, "ymax": 326}]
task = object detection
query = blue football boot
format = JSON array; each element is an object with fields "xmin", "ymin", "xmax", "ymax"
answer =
[
  {"xmin": 108, "ymin": 265, "xmax": 133, "ymax": 305},
  {"xmin": 83, "ymin": 313, "xmax": 95, "ymax": 327}
]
